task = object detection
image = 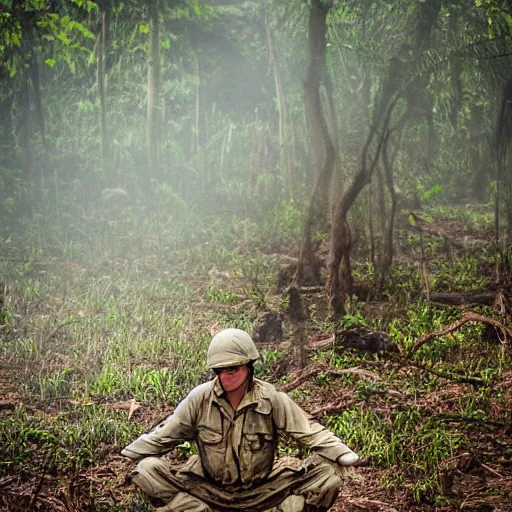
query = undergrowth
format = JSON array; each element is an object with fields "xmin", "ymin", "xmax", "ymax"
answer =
[{"xmin": 0, "ymin": 203, "xmax": 510, "ymax": 509}]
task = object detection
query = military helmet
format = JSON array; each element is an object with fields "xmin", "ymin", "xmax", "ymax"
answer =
[{"xmin": 207, "ymin": 328, "xmax": 260, "ymax": 370}]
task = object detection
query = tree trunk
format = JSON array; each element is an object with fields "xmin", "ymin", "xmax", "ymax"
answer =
[
  {"xmin": 495, "ymin": 78, "xmax": 512, "ymax": 238},
  {"xmin": 147, "ymin": 0, "xmax": 161, "ymax": 177},
  {"xmin": 327, "ymin": 0, "xmax": 443, "ymax": 316},
  {"xmin": 297, "ymin": 0, "xmax": 335, "ymax": 286},
  {"xmin": 97, "ymin": 7, "xmax": 109, "ymax": 175},
  {"xmin": 194, "ymin": 46, "xmax": 207, "ymax": 187},
  {"xmin": 18, "ymin": 68, "xmax": 32, "ymax": 182},
  {"xmin": 0, "ymin": 94, "xmax": 15, "ymax": 165},
  {"xmin": 381, "ymin": 129, "xmax": 401, "ymax": 283},
  {"xmin": 30, "ymin": 25, "xmax": 45, "ymax": 150},
  {"xmin": 324, "ymin": 62, "xmax": 341, "ymax": 210},
  {"xmin": 264, "ymin": 7, "xmax": 290, "ymax": 197},
  {"xmin": 470, "ymin": 104, "xmax": 486, "ymax": 201}
]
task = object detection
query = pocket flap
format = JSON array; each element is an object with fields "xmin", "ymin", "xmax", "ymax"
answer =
[{"xmin": 198, "ymin": 428, "xmax": 223, "ymax": 444}]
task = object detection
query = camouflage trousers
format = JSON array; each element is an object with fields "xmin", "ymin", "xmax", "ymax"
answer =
[{"xmin": 132, "ymin": 454, "xmax": 342, "ymax": 512}]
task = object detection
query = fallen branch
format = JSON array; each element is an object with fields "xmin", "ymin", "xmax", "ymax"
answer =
[
  {"xmin": 108, "ymin": 398, "xmax": 141, "ymax": 420},
  {"xmin": 408, "ymin": 213, "xmax": 458, "ymax": 245},
  {"xmin": 310, "ymin": 399, "xmax": 357, "ymax": 418},
  {"xmin": 0, "ymin": 475, "xmax": 17, "ymax": 488},
  {"xmin": 391, "ymin": 355, "xmax": 489, "ymax": 387},
  {"xmin": 279, "ymin": 364, "xmax": 327, "ymax": 392},
  {"xmin": 27, "ymin": 451, "xmax": 54, "ymax": 511},
  {"xmin": 345, "ymin": 497, "xmax": 398, "ymax": 511},
  {"xmin": 42, "ymin": 319, "xmax": 82, "ymax": 344},
  {"xmin": 279, "ymin": 366, "xmax": 380, "ymax": 393},
  {"xmin": 0, "ymin": 402, "xmax": 38, "ymax": 412},
  {"xmin": 307, "ymin": 333, "xmax": 336, "ymax": 351},
  {"xmin": 480, "ymin": 462, "xmax": 505, "ymax": 479},
  {"xmin": 433, "ymin": 412, "xmax": 509, "ymax": 429},
  {"xmin": 429, "ymin": 291, "xmax": 497, "ymax": 306},
  {"xmin": 0, "ymin": 402, "xmax": 17, "ymax": 410},
  {"xmin": 410, "ymin": 311, "xmax": 511, "ymax": 354}
]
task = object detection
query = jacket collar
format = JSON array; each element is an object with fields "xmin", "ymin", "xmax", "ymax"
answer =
[{"xmin": 212, "ymin": 377, "xmax": 271, "ymax": 414}]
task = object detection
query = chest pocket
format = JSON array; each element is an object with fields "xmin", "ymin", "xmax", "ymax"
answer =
[
  {"xmin": 198, "ymin": 428, "xmax": 223, "ymax": 445},
  {"xmin": 243, "ymin": 411, "xmax": 274, "ymax": 451},
  {"xmin": 197, "ymin": 427, "xmax": 225, "ymax": 481},
  {"xmin": 239, "ymin": 408, "xmax": 276, "ymax": 483}
]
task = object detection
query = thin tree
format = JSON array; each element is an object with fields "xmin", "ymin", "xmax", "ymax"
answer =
[
  {"xmin": 147, "ymin": 0, "xmax": 161, "ymax": 177},
  {"xmin": 495, "ymin": 77, "xmax": 512, "ymax": 240},
  {"xmin": 263, "ymin": 5, "xmax": 290, "ymax": 197},
  {"xmin": 296, "ymin": 0, "xmax": 335, "ymax": 286},
  {"xmin": 97, "ymin": 1, "xmax": 109, "ymax": 175}
]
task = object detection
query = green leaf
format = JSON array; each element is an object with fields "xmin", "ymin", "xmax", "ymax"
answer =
[
  {"xmin": 44, "ymin": 58, "xmax": 56, "ymax": 68},
  {"xmin": 69, "ymin": 20, "xmax": 95, "ymax": 39},
  {"xmin": 139, "ymin": 22, "xmax": 149, "ymax": 34},
  {"xmin": 501, "ymin": 11, "xmax": 512, "ymax": 28},
  {"xmin": 57, "ymin": 31, "xmax": 71, "ymax": 46},
  {"xmin": 86, "ymin": 1, "xmax": 98, "ymax": 12},
  {"xmin": 421, "ymin": 184, "xmax": 443, "ymax": 202},
  {"xmin": 11, "ymin": 32, "xmax": 21, "ymax": 47},
  {"xmin": 70, "ymin": 0, "xmax": 97, "ymax": 11},
  {"xmin": 191, "ymin": 0, "xmax": 202, "ymax": 17}
]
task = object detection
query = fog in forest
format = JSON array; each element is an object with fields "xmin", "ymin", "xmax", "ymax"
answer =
[
  {"xmin": 1, "ymin": 0, "xmax": 509, "ymax": 267},
  {"xmin": 1, "ymin": 1, "xmax": 511, "ymax": 511}
]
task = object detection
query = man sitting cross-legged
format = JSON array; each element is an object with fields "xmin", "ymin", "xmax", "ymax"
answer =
[{"xmin": 122, "ymin": 328, "xmax": 359, "ymax": 512}]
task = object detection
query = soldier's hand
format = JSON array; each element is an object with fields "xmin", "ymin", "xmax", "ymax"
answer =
[{"xmin": 337, "ymin": 452, "xmax": 359, "ymax": 466}]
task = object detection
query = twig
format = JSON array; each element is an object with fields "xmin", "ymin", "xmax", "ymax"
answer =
[
  {"xmin": 27, "ymin": 451, "xmax": 54, "ymax": 511},
  {"xmin": 279, "ymin": 364, "xmax": 327, "ymax": 392},
  {"xmin": 279, "ymin": 366, "xmax": 380, "ymax": 393},
  {"xmin": 391, "ymin": 355, "xmax": 488, "ymax": 387},
  {"xmin": 346, "ymin": 497, "xmax": 398, "ymax": 511},
  {"xmin": 433, "ymin": 412, "xmax": 508, "ymax": 429},
  {"xmin": 42, "ymin": 319, "xmax": 81, "ymax": 344},
  {"xmin": 410, "ymin": 311, "xmax": 511, "ymax": 354},
  {"xmin": 480, "ymin": 462, "xmax": 505, "ymax": 479},
  {"xmin": 310, "ymin": 399, "xmax": 357, "ymax": 418}
]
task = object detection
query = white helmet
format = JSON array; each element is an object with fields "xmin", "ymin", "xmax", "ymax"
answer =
[{"xmin": 207, "ymin": 328, "xmax": 260, "ymax": 370}]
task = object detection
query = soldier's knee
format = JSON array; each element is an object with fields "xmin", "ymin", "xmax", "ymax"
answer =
[
  {"xmin": 135, "ymin": 456, "xmax": 162, "ymax": 475},
  {"xmin": 131, "ymin": 456, "xmax": 164, "ymax": 494},
  {"xmin": 323, "ymin": 472, "xmax": 342, "ymax": 492},
  {"xmin": 314, "ymin": 460, "xmax": 342, "ymax": 488}
]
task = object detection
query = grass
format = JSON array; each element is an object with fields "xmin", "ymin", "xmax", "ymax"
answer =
[
  {"xmin": 0, "ymin": 204, "xmax": 511, "ymax": 510},
  {"xmin": 0, "ymin": 405, "xmax": 144, "ymax": 475}
]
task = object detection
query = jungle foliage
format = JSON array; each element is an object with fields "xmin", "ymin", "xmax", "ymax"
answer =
[{"xmin": 0, "ymin": 0, "xmax": 512, "ymax": 511}]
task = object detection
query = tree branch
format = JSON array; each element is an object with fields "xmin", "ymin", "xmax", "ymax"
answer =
[{"xmin": 410, "ymin": 311, "xmax": 511, "ymax": 354}]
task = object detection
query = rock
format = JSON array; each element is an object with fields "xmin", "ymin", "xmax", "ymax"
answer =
[
  {"xmin": 334, "ymin": 328, "xmax": 399, "ymax": 354},
  {"xmin": 252, "ymin": 311, "xmax": 284, "ymax": 343}
]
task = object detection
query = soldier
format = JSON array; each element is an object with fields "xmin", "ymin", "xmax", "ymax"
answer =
[{"xmin": 122, "ymin": 328, "xmax": 359, "ymax": 511}]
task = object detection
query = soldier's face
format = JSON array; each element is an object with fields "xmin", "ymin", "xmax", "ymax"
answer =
[{"xmin": 218, "ymin": 365, "xmax": 250, "ymax": 393}]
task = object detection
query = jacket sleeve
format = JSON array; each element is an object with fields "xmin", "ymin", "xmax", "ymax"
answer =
[
  {"xmin": 272, "ymin": 390, "xmax": 356, "ymax": 463},
  {"xmin": 121, "ymin": 386, "xmax": 201, "ymax": 460}
]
